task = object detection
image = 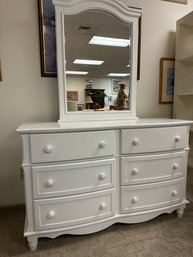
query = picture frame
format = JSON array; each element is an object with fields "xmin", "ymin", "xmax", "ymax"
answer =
[
  {"xmin": 38, "ymin": 1, "xmax": 142, "ymax": 79},
  {"xmin": 77, "ymin": 104, "xmax": 84, "ymax": 111},
  {"xmin": 159, "ymin": 58, "xmax": 175, "ymax": 104},
  {"xmin": 38, "ymin": 0, "xmax": 57, "ymax": 77},
  {"xmin": 0, "ymin": 61, "xmax": 2, "ymax": 82},
  {"xmin": 161, "ymin": 0, "xmax": 187, "ymax": 4},
  {"xmin": 112, "ymin": 79, "xmax": 122, "ymax": 94},
  {"xmin": 67, "ymin": 91, "xmax": 78, "ymax": 101}
]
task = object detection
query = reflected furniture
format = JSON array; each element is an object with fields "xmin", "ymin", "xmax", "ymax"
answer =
[
  {"xmin": 17, "ymin": 0, "xmax": 193, "ymax": 251},
  {"xmin": 85, "ymin": 88, "xmax": 106, "ymax": 109}
]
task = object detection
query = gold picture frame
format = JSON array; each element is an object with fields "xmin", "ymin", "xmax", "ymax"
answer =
[
  {"xmin": 0, "ymin": 61, "xmax": 2, "ymax": 82},
  {"xmin": 159, "ymin": 58, "xmax": 175, "ymax": 104},
  {"xmin": 162, "ymin": 0, "xmax": 187, "ymax": 4}
]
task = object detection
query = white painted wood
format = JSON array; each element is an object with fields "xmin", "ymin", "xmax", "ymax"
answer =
[
  {"xmin": 121, "ymin": 151, "xmax": 187, "ymax": 185},
  {"xmin": 32, "ymin": 158, "xmax": 116, "ymax": 198},
  {"xmin": 30, "ymin": 130, "xmax": 116, "ymax": 163},
  {"xmin": 52, "ymin": 0, "xmax": 142, "ymax": 122},
  {"xmin": 121, "ymin": 126, "xmax": 189, "ymax": 154},
  {"xmin": 17, "ymin": 119, "xmax": 192, "ymax": 251},
  {"xmin": 34, "ymin": 189, "xmax": 116, "ymax": 230},
  {"xmin": 121, "ymin": 178, "xmax": 183, "ymax": 213}
]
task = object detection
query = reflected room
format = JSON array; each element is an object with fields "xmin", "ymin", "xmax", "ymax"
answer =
[{"xmin": 64, "ymin": 11, "xmax": 132, "ymax": 112}]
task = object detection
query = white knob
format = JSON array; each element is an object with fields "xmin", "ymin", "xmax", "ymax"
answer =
[
  {"xmin": 173, "ymin": 163, "xmax": 179, "ymax": 170},
  {"xmin": 131, "ymin": 196, "xmax": 138, "ymax": 204},
  {"xmin": 98, "ymin": 173, "xmax": 106, "ymax": 181},
  {"xmin": 47, "ymin": 211, "xmax": 55, "ymax": 219},
  {"xmin": 175, "ymin": 136, "xmax": 181, "ymax": 143},
  {"xmin": 99, "ymin": 141, "xmax": 106, "ymax": 149},
  {"xmin": 44, "ymin": 145, "xmax": 53, "ymax": 153},
  {"xmin": 131, "ymin": 168, "xmax": 138, "ymax": 175},
  {"xmin": 99, "ymin": 202, "xmax": 106, "ymax": 210},
  {"xmin": 132, "ymin": 138, "xmax": 139, "ymax": 146},
  {"xmin": 172, "ymin": 190, "xmax": 178, "ymax": 197},
  {"xmin": 45, "ymin": 178, "xmax": 54, "ymax": 188}
]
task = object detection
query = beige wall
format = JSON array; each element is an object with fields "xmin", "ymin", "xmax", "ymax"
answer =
[{"xmin": 0, "ymin": 0, "xmax": 193, "ymax": 207}]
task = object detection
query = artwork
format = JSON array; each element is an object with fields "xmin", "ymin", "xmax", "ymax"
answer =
[
  {"xmin": 77, "ymin": 104, "xmax": 84, "ymax": 111},
  {"xmin": 0, "ymin": 61, "xmax": 2, "ymax": 81},
  {"xmin": 112, "ymin": 79, "xmax": 122, "ymax": 94},
  {"xmin": 38, "ymin": 0, "xmax": 57, "ymax": 77},
  {"xmin": 161, "ymin": 0, "xmax": 187, "ymax": 4},
  {"xmin": 67, "ymin": 91, "xmax": 78, "ymax": 101},
  {"xmin": 159, "ymin": 58, "xmax": 175, "ymax": 104}
]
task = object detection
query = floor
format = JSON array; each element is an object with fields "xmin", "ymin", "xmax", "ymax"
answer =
[{"xmin": 0, "ymin": 202, "xmax": 193, "ymax": 257}]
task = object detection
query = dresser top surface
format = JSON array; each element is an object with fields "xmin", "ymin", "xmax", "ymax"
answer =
[{"xmin": 16, "ymin": 118, "xmax": 193, "ymax": 134}]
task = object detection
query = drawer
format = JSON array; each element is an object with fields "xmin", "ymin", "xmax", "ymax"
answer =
[
  {"xmin": 32, "ymin": 158, "xmax": 116, "ymax": 199},
  {"xmin": 34, "ymin": 189, "xmax": 116, "ymax": 230},
  {"xmin": 121, "ymin": 179, "xmax": 183, "ymax": 213},
  {"xmin": 30, "ymin": 130, "xmax": 116, "ymax": 163},
  {"xmin": 121, "ymin": 151, "xmax": 187, "ymax": 185},
  {"xmin": 121, "ymin": 126, "xmax": 189, "ymax": 154}
]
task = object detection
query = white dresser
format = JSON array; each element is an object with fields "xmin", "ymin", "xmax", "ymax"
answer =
[{"xmin": 17, "ymin": 119, "xmax": 192, "ymax": 251}]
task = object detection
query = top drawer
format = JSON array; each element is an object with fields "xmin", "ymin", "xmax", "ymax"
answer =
[
  {"xmin": 30, "ymin": 130, "xmax": 116, "ymax": 163},
  {"xmin": 121, "ymin": 126, "xmax": 189, "ymax": 154}
]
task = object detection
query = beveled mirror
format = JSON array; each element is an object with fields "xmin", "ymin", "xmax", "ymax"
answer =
[{"xmin": 52, "ymin": 0, "xmax": 142, "ymax": 123}]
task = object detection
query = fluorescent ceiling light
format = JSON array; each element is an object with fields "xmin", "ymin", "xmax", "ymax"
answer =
[
  {"xmin": 89, "ymin": 36, "xmax": 130, "ymax": 47},
  {"xmin": 108, "ymin": 73, "xmax": 130, "ymax": 77},
  {"xmin": 73, "ymin": 59, "xmax": 104, "ymax": 65},
  {"xmin": 66, "ymin": 71, "xmax": 88, "ymax": 75}
]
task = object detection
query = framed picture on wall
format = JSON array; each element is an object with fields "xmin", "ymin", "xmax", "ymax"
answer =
[
  {"xmin": 159, "ymin": 58, "xmax": 175, "ymax": 104},
  {"xmin": 161, "ymin": 0, "xmax": 187, "ymax": 4},
  {"xmin": 112, "ymin": 79, "xmax": 122, "ymax": 94},
  {"xmin": 38, "ymin": 0, "xmax": 57, "ymax": 77},
  {"xmin": 67, "ymin": 91, "xmax": 78, "ymax": 101},
  {"xmin": 0, "ymin": 61, "xmax": 2, "ymax": 82}
]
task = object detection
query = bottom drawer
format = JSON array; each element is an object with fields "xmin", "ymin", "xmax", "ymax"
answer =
[
  {"xmin": 34, "ymin": 189, "xmax": 115, "ymax": 230},
  {"xmin": 121, "ymin": 178, "xmax": 183, "ymax": 213}
]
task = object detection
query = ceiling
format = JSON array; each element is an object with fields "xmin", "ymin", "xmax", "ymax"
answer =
[{"xmin": 64, "ymin": 10, "xmax": 132, "ymax": 78}]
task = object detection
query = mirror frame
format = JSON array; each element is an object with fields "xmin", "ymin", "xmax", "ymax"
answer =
[{"xmin": 52, "ymin": 0, "xmax": 142, "ymax": 123}]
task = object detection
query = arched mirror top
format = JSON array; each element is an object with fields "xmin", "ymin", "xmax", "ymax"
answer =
[{"xmin": 52, "ymin": 0, "xmax": 142, "ymax": 123}]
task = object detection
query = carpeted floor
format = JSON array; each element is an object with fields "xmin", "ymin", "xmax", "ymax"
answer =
[{"xmin": 0, "ymin": 203, "xmax": 193, "ymax": 257}]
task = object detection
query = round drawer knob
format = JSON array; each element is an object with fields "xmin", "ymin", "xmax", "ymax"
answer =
[
  {"xmin": 98, "ymin": 173, "xmax": 106, "ymax": 181},
  {"xmin": 45, "ymin": 179, "xmax": 54, "ymax": 188},
  {"xmin": 99, "ymin": 202, "xmax": 106, "ymax": 210},
  {"xmin": 99, "ymin": 141, "xmax": 106, "ymax": 149},
  {"xmin": 47, "ymin": 211, "xmax": 56, "ymax": 219},
  {"xmin": 131, "ymin": 168, "xmax": 138, "ymax": 175},
  {"xmin": 44, "ymin": 145, "xmax": 53, "ymax": 153},
  {"xmin": 131, "ymin": 196, "xmax": 138, "ymax": 204},
  {"xmin": 172, "ymin": 190, "xmax": 178, "ymax": 197},
  {"xmin": 132, "ymin": 138, "xmax": 139, "ymax": 146},
  {"xmin": 175, "ymin": 136, "xmax": 181, "ymax": 143},
  {"xmin": 173, "ymin": 163, "xmax": 179, "ymax": 170}
]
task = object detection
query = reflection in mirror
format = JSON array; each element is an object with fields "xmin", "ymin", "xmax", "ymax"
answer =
[{"xmin": 64, "ymin": 10, "xmax": 132, "ymax": 112}]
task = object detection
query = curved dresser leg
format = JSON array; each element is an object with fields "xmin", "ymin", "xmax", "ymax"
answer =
[
  {"xmin": 176, "ymin": 207, "xmax": 185, "ymax": 218},
  {"xmin": 28, "ymin": 236, "xmax": 38, "ymax": 251}
]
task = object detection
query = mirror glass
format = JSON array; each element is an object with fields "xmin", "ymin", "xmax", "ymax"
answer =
[{"xmin": 64, "ymin": 10, "xmax": 132, "ymax": 112}]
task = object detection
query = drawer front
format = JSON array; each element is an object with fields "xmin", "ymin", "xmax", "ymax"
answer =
[
  {"xmin": 30, "ymin": 130, "xmax": 116, "ymax": 163},
  {"xmin": 121, "ymin": 179, "xmax": 183, "ymax": 213},
  {"xmin": 121, "ymin": 126, "xmax": 188, "ymax": 154},
  {"xmin": 32, "ymin": 158, "xmax": 116, "ymax": 199},
  {"xmin": 121, "ymin": 151, "xmax": 187, "ymax": 185},
  {"xmin": 34, "ymin": 189, "xmax": 116, "ymax": 230}
]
